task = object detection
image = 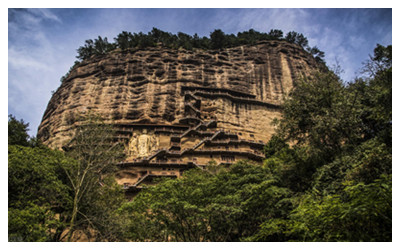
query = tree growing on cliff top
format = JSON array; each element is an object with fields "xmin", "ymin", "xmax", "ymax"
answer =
[
  {"xmin": 76, "ymin": 36, "xmax": 114, "ymax": 61},
  {"xmin": 76, "ymin": 28, "xmax": 324, "ymax": 63},
  {"xmin": 210, "ymin": 29, "xmax": 227, "ymax": 50},
  {"xmin": 268, "ymin": 29, "xmax": 284, "ymax": 39},
  {"xmin": 285, "ymin": 31, "xmax": 309, "ymax": 48}
]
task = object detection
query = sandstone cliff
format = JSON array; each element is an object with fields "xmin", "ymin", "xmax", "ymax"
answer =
[{"xmin": 38, "ymin": 40, "xmax": 317, "ymax": 149}]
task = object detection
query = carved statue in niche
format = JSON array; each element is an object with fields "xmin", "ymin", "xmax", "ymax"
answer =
[
  {"xmin": 128, "ymin": 133, "xmax": 138, "ymax": 158},
  {"xmin": 138, "ymin": 129, "xmax": 150, "ymax": 157},
  {"xmin": 128, "ymin": 129, "xmax": 159, "ymax": 159}
]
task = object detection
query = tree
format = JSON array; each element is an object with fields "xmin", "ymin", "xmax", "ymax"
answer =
[
  {"xmin": 192, "ymin": 33, "xmax": 201, "ymax": 48},
  {"xmin": 76, "ymin": 39, "xmax": 95, "ymax": 60},
  {"xmin": 123, "ymin": 161, "xmax": 291, "ymax": 242},
  {"xmin": 8, "ymin": 115, "xmax": 30, "ymax": 146},
  {"xmin": 237, "ymin": 29, "xmax": 260, "ymax": 45},
  {"xmin": 94, "ymin": 36, "xmax": 115, "ymax": 55},
  {"xmin": 62, "ymin": 113, "xmax": 125, "ymax": 241},
  {"xmin": 357, "ymin": 44, "xmax": 392, "ymax": 145},
  {"xmin": 307, "ymin": 46, "xmax": 325, "ymax": 63},
  {"xmin": 75, "ymin": 28, "xmax": 322, "ymax": 61},
  {"xmin": 210, "ymin": 29, "xmax": 227, "ymax": 50},
  {"xmin": 8, "ymin": 113, "xmax": 127, "ymax": 242},
  {"xmin": 313, "ymin": 137, "xmax": 392, "ymax": 195},
  {"xmin": 252, "ymin": 173, "xmax": 391, "ymax": 242},
  {"xmin": 135, "ymin": 32, "xmax": 155, "ymax": 49},
  {"xmin": 252, "ymin": 44, "xmax": 392, "ymax": 242},
  {"xmin": 8, "ymin": 116, "xmax": 73, "ymax": 241},
  {"xmin": 268, "ymin": 29, "xmax": 283, "ymax": 39},
  {"xmin": 281, "ymin": 174, "xmax": 390, "ymax": 242},
  {"xmin": 285, "ymin": 31, "xmax": 308, "ymax": 48},
  {"xmin": 177, "ymin": 32, "xmax": 193, "ymax": 50},
  {"xmin": 114, "ymin": 31, "xmax": 134, "ymax": 50},
  {"xmin": 8, "ymin": 145, "xmax": 73, "ymax": 241},
  {"xmin": 150, "ymin": 27, "xmax": 176, "ymax": 47},
  {"xmin": 294, "ymin": 33, "xmax": 308, "ymax": 48},
  {"xmin": 276, "ymin": 70, "xmax": 363, "ymax": 162},
  {"xmin": 284, "ymin": 31, "xmax": 297, "ymax": 43},
  {"xmin": 362, "ymin": 44, "xmax": 392, "ymax": 77},
  {"xmin": 76, "ymin": 36, "xmax": 114, "ymax": 60}
]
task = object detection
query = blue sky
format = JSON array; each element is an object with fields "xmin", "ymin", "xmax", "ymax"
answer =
[{"xmin": 8, "ymin": 8, "xmax": 392, "ymax": 137}]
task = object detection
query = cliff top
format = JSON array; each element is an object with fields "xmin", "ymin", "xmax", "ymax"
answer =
[{"xmin": 60, "ymin": 28, "xmax": 325, "ymax": 82}]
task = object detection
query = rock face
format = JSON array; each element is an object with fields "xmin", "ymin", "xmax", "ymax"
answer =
[{"xmin": 38, "ymin": 40, "xmax": 317, "ymax": 190}]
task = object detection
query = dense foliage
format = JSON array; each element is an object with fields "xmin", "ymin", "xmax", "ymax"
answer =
[
  {"xmin": 9, "ymin": 44, "xmax": 391, "ymax": 242},
  {"xmin": 8, "ymin": 115, "xmax": 31, "ymax": 147},
  {"xmin": 121, "ymin": 162, "xmax": 292, "ymax": 241},
  {"xmin": 74, "ymin": 28, "xmax": 325, "ymax": 62},
  {"xmin": 252, "ymin": 44, "xmax": 391, "ymax": 241},
  {"xmin": 8, "ymin": 114, "xmax": 127, "ymax": 241},
  {"xmin": 8, "ymin": 145, "xmax": 73, "ymax": 241}
]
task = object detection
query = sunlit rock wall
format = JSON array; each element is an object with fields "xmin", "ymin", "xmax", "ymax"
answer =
[{"xmin": 38, "ymin": 40, "xmax": 317, "ymax": 149}]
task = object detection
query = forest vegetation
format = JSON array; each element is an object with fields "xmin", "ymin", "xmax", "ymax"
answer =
[
  {"xmin": 60, "ymin": 28, "xmax": 325, "ymax": 82},
  {"xmin": 76, "ymin": 28, "xmax": 324, "ymax": 60},
  {"xmin": 8, "ymin": 42, "xmax": 391, "ymax": 242}
]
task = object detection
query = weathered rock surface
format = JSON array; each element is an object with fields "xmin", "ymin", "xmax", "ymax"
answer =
[{"xmin": 38, "ymin": 40, "xmax": 317, "ymax": 149}]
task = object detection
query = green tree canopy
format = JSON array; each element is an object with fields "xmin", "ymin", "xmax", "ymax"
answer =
[
  {"xmin": 122, "ymin": 161, "xmax": 292, "ymax": 242},
  {"xmin": 253, "ymin": 44, "xmax": 392, "ymax": 242},
  {"xmin": 275, "ymin": 70, "xmax": 363, "ymax": 162},
  {"xmin": 74, "ymin": 28, "xmax": 323, "ymax": 64},
  {"xmin": 8, "ymin": 145, "xmax": 74, "ymax": 241},
  {"xmin": 8, "ymin": 112, "xmax": 128, "ymax": 242},
  {"xmin": 8, "ymin": 115, "xmax": 30, "ymax": 146}
]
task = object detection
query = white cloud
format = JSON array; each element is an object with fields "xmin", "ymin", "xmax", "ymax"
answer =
[
  {"xmin": 8, "ymin": 8, "xmax": 64, "ymax": 136},
  {"xmin": 31, "ymin": 8, "xmax": 62, "ymax": 23},
  {"xmin": 8, "ymin": 47, "xmax": 50, "ymax": 71},
  {"xmin": 207, "ymin": 9, "xmax": 311, "ymax": 35}
]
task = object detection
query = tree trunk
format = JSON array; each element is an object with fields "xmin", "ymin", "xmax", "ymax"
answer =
[{"xmin": 66, "ymin": 190, "xmax": 79, "ymax": 242}]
